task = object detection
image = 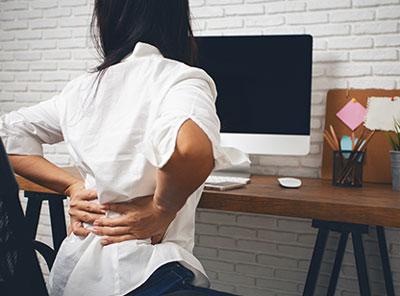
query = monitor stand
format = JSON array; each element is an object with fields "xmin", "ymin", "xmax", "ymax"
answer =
[{"xmin": 211, "ymin": 160, "xmax": 251, "ymax": 179}]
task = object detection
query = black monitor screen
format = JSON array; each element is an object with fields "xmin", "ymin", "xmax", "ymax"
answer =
[{"xmin": 196, "ymin": 35, "xmax": 312, "ymax": 135}]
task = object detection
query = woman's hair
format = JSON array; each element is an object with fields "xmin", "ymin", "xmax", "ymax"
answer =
[
  {"xmin": 74, "ymin": 1, "xmax": 199, "ymax": 125},
  {"xmin": 91, "ymin": 0, "xmax": 198, "ymax": 73}
]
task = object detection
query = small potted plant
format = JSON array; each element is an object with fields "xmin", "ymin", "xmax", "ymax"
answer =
[{"xmin": 386, "ymin": 119, "xmax": 400, "ymax": 191}]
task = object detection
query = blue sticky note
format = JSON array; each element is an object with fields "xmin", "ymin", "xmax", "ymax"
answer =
[{"xmin": 340, "ymin": 136, "xmax": 352, "ymax": 158}]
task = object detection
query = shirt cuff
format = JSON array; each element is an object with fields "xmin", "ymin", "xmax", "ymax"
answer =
[
  {"xmin": 1, "ymin": 135, "xmax": 43, "ymax": 156},
  {"xmin": 134, "ymin": 115, "xmax": 250, "ymax": 170}
]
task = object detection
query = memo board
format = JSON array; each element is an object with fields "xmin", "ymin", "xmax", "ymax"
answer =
[{"xmin": 321, "ymin": 89, "xmax": 400, "ymax": 184}]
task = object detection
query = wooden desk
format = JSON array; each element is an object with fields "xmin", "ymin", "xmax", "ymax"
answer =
[
  {"xmin": 17, "ymin": 168, "xmax": 400, "ymax": 227},
  {"xmin": 16, "ymin": 169, "xmax": 399, "ymax": 296}
]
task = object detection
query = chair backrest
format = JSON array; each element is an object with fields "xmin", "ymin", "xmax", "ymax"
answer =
[{"xmin": 0, "ymin": 138, "xmax": 48, "ymax": 296}]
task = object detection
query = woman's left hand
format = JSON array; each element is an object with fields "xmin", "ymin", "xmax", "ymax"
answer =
[{"xmin": 91, "ymin": 195, "xmax": 177, "ymax": 246}]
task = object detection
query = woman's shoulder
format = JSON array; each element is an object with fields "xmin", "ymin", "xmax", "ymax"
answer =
[
  {"xmin": 155, "ymin": 57, "xmax": 217, "ymax": 97},
  {"xmin": 59, "ymin": 72, "xmax": 94, "ymax": 95},
  {"xmin": 160, "ymin": 57, "xmax": 212, "ymax": 80}
]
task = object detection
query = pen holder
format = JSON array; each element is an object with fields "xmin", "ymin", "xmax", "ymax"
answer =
[{"xmin": 332, "ymin": 150, "xmax": 366, "ymax": 187}]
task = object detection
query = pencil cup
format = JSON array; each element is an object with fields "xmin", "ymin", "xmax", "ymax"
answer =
[{"xmin": 332, "ymin": 150, "xmax": 365, "ymax": 187}]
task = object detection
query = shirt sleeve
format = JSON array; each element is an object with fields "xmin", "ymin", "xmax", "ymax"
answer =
[
  {"xmin": 0, "ymin": 95, "xmax": 64, "ymax": 156},
  {"xmin": 135, "ymin": 70, "xmax": 250, "ymax": 170}
]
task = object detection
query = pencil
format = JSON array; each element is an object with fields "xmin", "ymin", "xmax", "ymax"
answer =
[
  {"xmin": 324, "ymin": 130, "xmax": 339, "ymax": 150},
  {"xmin": 353, "ymin": 128, "xmax": 366, "ymax": 152},
  {"xmin": 323, "ymin": 132, "xmax": 337, "ymax": 150},
  {"xmin": 359, "ymin": 130, "xmax": 375, "ymax": 152},
  {"xmin": 330, "ymin": 125, "xmax": 340, "ymax": 151}
]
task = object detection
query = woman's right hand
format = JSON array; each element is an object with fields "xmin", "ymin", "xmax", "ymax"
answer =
[{"xmin": 65, "ymin": 181, "xmax": 106, "ymax": 237}]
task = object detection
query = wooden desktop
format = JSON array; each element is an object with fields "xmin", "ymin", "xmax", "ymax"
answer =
[{"xmin": 17, "ymin": 168, "xmax": 400, "ymax": 226}]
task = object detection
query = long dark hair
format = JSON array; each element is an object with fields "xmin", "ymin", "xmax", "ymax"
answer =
[{"xmin": 91, "ymin": 0, "xmax": 198, "ymax": 73}]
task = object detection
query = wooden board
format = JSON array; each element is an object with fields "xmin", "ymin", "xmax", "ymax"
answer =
[
  {"xmin": 16, "ymin": 169, "xmax": 400, "ymax": 228},
  {"xmin": 322, "ymin": 89, "xmax": 400, "ymax": 184}
]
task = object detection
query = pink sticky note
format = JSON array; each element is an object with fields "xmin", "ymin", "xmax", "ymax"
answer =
[{"xmin": 336, "ymin": 99, "xmax": 367, "ymax": 131}]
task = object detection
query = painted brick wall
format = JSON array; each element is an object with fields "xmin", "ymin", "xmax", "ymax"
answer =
[{"xmin": 1, "ymin": 1, "xmax": 400, "ymax": 295}]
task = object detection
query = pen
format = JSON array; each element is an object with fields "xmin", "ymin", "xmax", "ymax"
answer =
[{"xmin": 330, "ymin": 125, "xmax": 340, "ymax": 151}]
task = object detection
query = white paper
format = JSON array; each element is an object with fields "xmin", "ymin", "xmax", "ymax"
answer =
[{"xmin": 364, "ymin": 96, "xmax": 400, "ymax": 131}]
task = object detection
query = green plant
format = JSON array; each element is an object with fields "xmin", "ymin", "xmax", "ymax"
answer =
[{"xmin": 386, "ymin": 118, "xmax": 400, "ymax": 151}]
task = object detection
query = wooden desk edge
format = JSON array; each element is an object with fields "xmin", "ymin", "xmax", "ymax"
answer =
[{"xmin": 15, "ymin": 171, "xmax": 400, "ymax": 228}]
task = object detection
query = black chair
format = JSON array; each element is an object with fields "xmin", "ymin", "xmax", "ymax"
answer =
[{"xmin": 0, "ymin": 138, "xmax": 54, "ymax": 296}]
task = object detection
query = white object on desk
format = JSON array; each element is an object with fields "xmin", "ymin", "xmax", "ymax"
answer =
[
  {"xmin": 277, "ymin": 177, "xmax": 302, "ymax": 189},
  {"xmin": 204, "ymin": 181, "xmax": 246, "ymax": 191},
  {"xmin": 206, "ymin": 175, "xmax": 250, "ymax": 185}
]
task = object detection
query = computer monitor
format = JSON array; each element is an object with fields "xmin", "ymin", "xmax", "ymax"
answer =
[{"xmin": 196, "ymin": 35, "xmax": 313, "ymax": 156}]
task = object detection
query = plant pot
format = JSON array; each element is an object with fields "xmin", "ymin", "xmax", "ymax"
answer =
[{"xmin": 390, "ymin": 151, "xmax": 400, "ymax": 191}]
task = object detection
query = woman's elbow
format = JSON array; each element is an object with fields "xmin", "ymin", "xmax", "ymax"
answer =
[
  {"xmin": 177, "ymin": 120, "xmax": 214, "ymax": 174},
  {"xmin": 180, "ymin": 140, "xmax": 214, "ymax": 174}
]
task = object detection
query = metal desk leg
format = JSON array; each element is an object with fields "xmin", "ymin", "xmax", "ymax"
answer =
[
  {"xmin": 327, "ymin": 232, "xmax": 349, "ymax": 296},
  {"xmin": 352, "ymin": 231, "xmax": 371, "ymax": 296},
  {"xmin": 303, "ymin": 220, "xmax": 376, "ymax": 296},
  {"xmin": 377, "ymin": 226, "xmax": 395, "ymax": 296},
  {"xmin": 303, "ymin": 226, "xmax": 330, "ymax": 296}
]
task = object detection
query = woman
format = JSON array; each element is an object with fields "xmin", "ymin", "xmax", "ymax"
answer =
[{"xmin": 0, "ymin": 1, "xmax": 248, "ymax": 296}]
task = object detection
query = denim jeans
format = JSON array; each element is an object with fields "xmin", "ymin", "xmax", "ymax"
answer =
[{"xmin": 125, "ymin": 262, "xmax": 237, "ymax": 296}]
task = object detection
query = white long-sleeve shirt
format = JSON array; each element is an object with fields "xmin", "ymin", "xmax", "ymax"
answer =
[{"xmin": 0, "ymin": 42, "xmax": 249, "ymax": 296}]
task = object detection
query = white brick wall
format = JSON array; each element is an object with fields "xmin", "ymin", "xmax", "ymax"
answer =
[{"xmin": 1, "ymin": 1, "xmax": 400, "ymax": 295}]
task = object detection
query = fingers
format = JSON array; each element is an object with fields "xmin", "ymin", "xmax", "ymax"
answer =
[
  {"xmin": 71, "ymin": 221, "xmax": 90, "ymax": 237},
  {"xmin": 104, "ymin": 202, "xmax": 133, "ymax": 213},
  {"xmin": 103, "ymin": 195, "xmax": 153, "ymax": 213},
  {"xmin": 70, "ymin": 200, "xmax": 106, "ymax": 214},
  {"xmin": 91, "ymin": 226, "xmax": 131, "ymax": 236},
  {"xmin": 101, "ymin": 234, "xmax": 136, "ymax": 246},
  {"xmin": 93, "ymin": 215, "xmax": 131, "ymax": 227},
  {"xmin": 68, "ymin": 208, "xmax": 104, "ymax": 224},
  {"xmin": 74, "ymin": 189, "xmax": 98, "ymax": 201}
]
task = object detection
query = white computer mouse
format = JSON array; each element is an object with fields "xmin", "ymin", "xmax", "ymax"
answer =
[{"xmin": 277, "ymin": 177, "xmax": 302, "ymax": 189}]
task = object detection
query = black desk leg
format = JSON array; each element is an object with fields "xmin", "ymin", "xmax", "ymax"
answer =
[
  {"xmin": 377, "ymin": 226, "xmax": 395, "ymax": 296},
  {"xmin": 327, "ymin": 232, "xmax": 349, "ymax": 296},
  {"xmin": 303, "ymin": 227, "xmax": 329, "ymax": 296},
  {"xmin": 48, "ymin": 197, "xmax": 67, "ymax": 252},
  {"xmin": 352, "ymin": 231, "xmax": 371, "ymax": 296},
  {"xmin": 304, "ymin": 221, "xmax": 395, "ymax": 296}
]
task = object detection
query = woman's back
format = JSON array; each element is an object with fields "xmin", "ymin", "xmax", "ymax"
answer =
[
  {"xmin": 60, "ymin": 42, "xmax": 217, "ymax": 203},
  {"xmin": 47, "ymin": 42, "xmax": 222, "ymax": 295}
]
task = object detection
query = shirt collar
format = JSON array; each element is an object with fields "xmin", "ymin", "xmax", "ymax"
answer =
[{"xmin": 122, "ymin": 42, "xmax": 162, "ymax": 62}]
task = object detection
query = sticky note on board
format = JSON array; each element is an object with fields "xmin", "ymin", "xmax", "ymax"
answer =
[
  {"xmin": 336, "ymin": 99, "xmax": 367, "ymax": 131},
  {"xmin": 364, "ymin": 97, "xmax": 400, "ymax": 131}
]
